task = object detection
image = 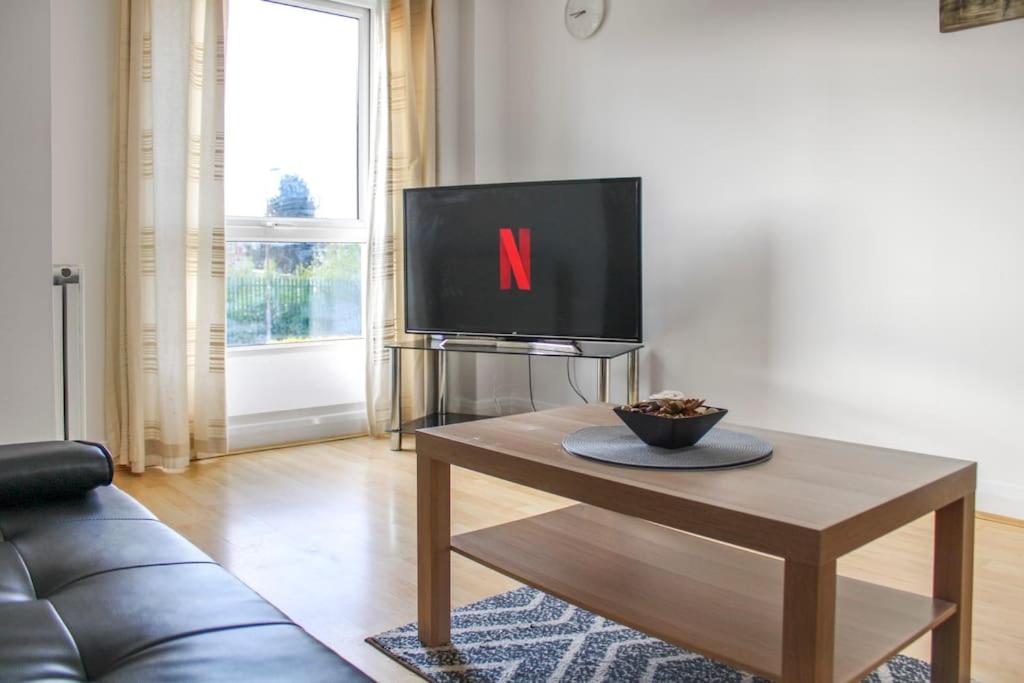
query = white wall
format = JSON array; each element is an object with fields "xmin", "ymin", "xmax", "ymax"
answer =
[
  {"xmin": 226, "ymin": 340, "xmax": 367, "ymax": 449},
  {"xmin": 51, "ymin": 0, "xmax": 118, "ymax": 442},
  {"xmin": 0, "ymin": 1, "xmax": 58, "ymax": 443},
  {"xmin": 449, "ymin": 0, "xmax": 1024, "ymax": 516}
]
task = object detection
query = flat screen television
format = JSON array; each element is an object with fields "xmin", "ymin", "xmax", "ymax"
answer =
[{"xmin": 404, "ymin": 178, "xmax": 642, "ymax": 342}]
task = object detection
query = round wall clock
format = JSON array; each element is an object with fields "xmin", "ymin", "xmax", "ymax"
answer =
[{"xmin": 565, "ymin": 0, "xmax": 606, "ymax": 40}]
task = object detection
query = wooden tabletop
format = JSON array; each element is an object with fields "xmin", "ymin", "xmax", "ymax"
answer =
[{"xmin": 415, "ymin": 404, "xmax": 976, "ymax": 564}]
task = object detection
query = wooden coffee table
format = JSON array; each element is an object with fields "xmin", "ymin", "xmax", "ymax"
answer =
[{"xmin": 415, "ymin": 405, "xmax": 976, "ymax": 682}]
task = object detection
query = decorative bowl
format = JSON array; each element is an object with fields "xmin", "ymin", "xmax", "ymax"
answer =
[{"xmin": 613, "ymin": 406, "xmax": 727, "ymax": 449}]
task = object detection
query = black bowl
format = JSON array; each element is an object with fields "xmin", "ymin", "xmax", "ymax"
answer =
[{"xmin": 613, "ymin": 406, "xmax": 728, "ymax": 449}]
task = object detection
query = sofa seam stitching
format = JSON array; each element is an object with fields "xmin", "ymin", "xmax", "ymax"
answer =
[
  {"xmin": 4, "ymin": 518, "xmax": 161, "ymax": 542},
  {"xmin": 44, "ymin": 597, "xmax": 91, "ymax": 682},
  {"xmin": 26, "ymin": 516, "xmax": 158, "ymax": 525},
  {"xmin": 44, "ymin": 560, "xmax": 217, "ymax": 597},
  {"xmin": 5, "ymin": 540, "xmax": 39, "ymax": 600},
  {"xmin": 98, "ymin": 621, "xmax": 301, "ymax": 677}
]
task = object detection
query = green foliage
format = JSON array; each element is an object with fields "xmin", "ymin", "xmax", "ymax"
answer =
[{"xmin": 298, "ymin": 241, "xmax": 361, "ymax": 279}]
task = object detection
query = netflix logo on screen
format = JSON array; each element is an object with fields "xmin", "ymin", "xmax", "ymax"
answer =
[{"xmin": 498, "ymin": 227, "xmax": 531, "ymax": 291}]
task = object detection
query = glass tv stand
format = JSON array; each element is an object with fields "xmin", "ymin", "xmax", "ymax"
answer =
[{"xmin": 384, "ymin": 338, "xmax": 642, "ymax": 450}]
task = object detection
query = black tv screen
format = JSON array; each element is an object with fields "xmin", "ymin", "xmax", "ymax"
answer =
[{"xmin": 404, "ymin": 178, "xmax": 642, "ymax": 342}]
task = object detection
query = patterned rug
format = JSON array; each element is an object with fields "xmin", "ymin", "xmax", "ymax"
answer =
[{"xmin": 368, "ymin": 587, "xmax": 936, "ymax": 682}]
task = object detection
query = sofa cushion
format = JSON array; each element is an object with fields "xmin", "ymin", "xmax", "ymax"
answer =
[
  {"xmin": 0, "ymin": 482, "xmax": 371, "ymax": 682},
  {"xmin": 0, "ymin": 543, "xmax": 34, "ymax": 602},
  {"xmin": 98, "ymin": 624, "xmax": 371, "ymax": 683},
  {"xmin": 11, "ymin": 518, "xmax": 210, "ymax": 596},
  {"xmin": 0, "ymin": 600, "xmax": 87, "ymax": 682},
  {"xmin": 51, "ymin": 563, "xmax": 294, "ymax": 678},
  {"xmin": 0, "ymin": 485, "xmax": 155, "ymax": 541}
]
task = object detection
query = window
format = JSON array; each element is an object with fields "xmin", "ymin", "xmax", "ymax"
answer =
[
  {"xmin": 226, "ymin": 242, "xmax": 362, "ymax": 346},
  {"xmin": 225, "ymin": 0, "xmax": 370, "ymax": 347}
]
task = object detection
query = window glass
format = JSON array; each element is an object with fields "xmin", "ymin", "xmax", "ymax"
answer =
[
  {"xmin": 225, "ymin": 0, "xmax": 361, "ymax": 220},
  {"xmin": 226, "ymin": 242, "xmax": 363, "ymax": 346}
]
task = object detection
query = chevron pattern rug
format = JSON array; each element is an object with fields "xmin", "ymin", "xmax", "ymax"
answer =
[{"xmin": 368, "ymin": 587, "xmax": 936, "ymax": 682}]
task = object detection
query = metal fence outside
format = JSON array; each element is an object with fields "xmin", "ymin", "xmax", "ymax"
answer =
[{"xmin": 227, "ymin": 274, "xmax": 362, "ymax": 346}]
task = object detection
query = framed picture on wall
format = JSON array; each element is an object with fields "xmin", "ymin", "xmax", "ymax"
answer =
[{"xmin": 941, "ymin": 0, "xmax": 1024, "ymax": 32}]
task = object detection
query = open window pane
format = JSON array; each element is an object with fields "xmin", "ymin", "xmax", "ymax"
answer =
[
  {"xmin": 225, "ymin": 0, "xmax": 361, "ymax": 220},
  {"xmin": 226, "ymin": 242, "xmax": 363, "ymax": 346}
]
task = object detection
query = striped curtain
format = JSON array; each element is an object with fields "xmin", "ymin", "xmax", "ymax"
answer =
[
  {"xmin": 365, "ymin": 0, "xmax": 436, "ymax": 436},
  {"xmin": 105, "ymin": 0, "xmax": 227, "ymax": 472}
]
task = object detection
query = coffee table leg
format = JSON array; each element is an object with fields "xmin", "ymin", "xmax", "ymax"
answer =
[
  {"xmin": 417, "ymin": 454, "xmax": 451, "ymax": 646},
  {"xmin": 782, "ymin": 559, "xmax": 836, "ymax": 682},
  {"xmin": 932, "ymin": 493, "xmax": 975, "ymax": 682}
]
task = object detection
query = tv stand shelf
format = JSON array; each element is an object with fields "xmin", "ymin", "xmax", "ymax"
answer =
[
  {"xmin": 394, "ymin": 412, "xmax": 485, "ymax": 434},
  {"xmin": 385, "ymin": 338, "xmax": 642, "ymax": 450}
]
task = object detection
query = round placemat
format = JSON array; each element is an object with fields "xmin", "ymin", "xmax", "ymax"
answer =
[{"xmin": 562, "ymin": 426, "xmax": 772, "ymax": 470}]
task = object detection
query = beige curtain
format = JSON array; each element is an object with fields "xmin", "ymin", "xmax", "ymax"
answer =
[
  {"xmin": 366, "ymin": 0, "xmax": 436, "ymax": 436},
  {"xmin": 106, "ymin": 0, "xmax": 227, "ymax": 472}
]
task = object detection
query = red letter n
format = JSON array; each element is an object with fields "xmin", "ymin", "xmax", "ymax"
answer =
[{"xmin": 499, "ymin": 227, "xmax": 531, "ymax": 290}]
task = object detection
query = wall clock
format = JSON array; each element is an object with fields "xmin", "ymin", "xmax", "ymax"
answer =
[{"xmin": 565, "ymin": 0, "xmax": 606, "ymax": 39}]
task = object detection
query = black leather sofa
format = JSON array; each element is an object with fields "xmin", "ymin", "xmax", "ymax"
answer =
[{"xmin": 0, "ymin": 441, "xmax": 371, "ymax": 682}]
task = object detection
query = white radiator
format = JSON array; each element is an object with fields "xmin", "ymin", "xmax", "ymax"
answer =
[{"xmin": 53, "ymin": 265, "xmax": 85, "ymax": 440}]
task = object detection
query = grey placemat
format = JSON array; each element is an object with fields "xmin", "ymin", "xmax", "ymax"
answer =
[{"xmin": 562, "ymin": 426, "xmax": 772, "ymax": 470}]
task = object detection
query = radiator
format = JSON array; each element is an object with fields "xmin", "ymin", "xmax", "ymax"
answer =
[{"xmin": 53, "ymin": 265, "xmax": 85, "ymax": 440}]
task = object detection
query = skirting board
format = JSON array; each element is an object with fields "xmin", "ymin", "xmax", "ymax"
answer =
[
  {"xmin": 977, "ymin": 511, "xmax": 1024, "ymax": 528},
  {"xmin": 226, "ymin": 432, "xmax": 368, "ymax": 457},
  {"xmin": 228, "ymin": 402, "xmax": 368, "ymax": 451},
  {"xmin": 976, "ymin": 478, "xmax": 1024, "ymax": 521}
]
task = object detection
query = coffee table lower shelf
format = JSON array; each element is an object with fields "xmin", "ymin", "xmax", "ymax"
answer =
[{"xmin": 450, "ymin": 504, "xmax": 955, "ymax": 682}]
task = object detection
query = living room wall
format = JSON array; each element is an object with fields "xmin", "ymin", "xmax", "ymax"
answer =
[
  {"xmin": 51, "ymin": 0, "xmax": 118, "ymax": 443},
  {"xmin": 0, "ymin": 1, "xmax": 57, "ymax": 443},
  {"xmin": 439, "ymin": 0, "xmax": 1024, "ymax": 516},
  {"xmin": 1, "ymin": 0, "xmax": 119, "ymax": 444}
]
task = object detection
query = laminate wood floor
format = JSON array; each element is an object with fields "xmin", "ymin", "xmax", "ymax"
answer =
[{"xmin": 114, "ymin": 436, "xmax": 1023, "ymax": 682}]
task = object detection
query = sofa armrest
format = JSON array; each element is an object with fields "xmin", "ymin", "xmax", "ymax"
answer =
[{"xmin": 0, "ymin": 441, "xmax": 113, "ymax": 505}]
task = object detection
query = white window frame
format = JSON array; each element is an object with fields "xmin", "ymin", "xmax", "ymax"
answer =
[{"xmin": 225, "ymin": 0, "xmax": 375, "ymax": 351}]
